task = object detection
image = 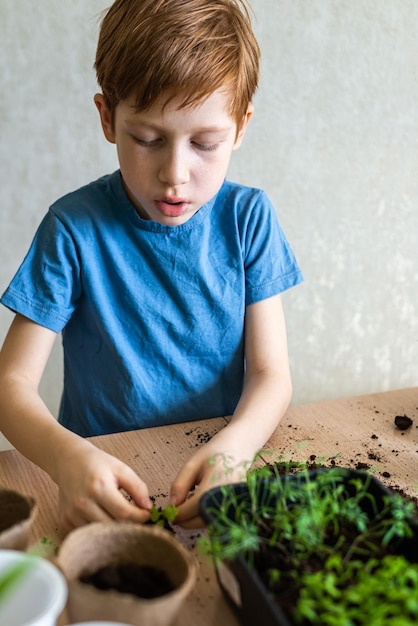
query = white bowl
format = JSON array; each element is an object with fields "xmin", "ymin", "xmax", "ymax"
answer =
[{"xmin": 0, "ymin": 549, "xmax": 67, "ymax": 626}]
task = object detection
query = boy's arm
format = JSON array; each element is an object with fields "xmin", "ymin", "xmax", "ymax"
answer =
[
  {"xmin": 0, "ymin": 314, "xmax": 152, "ymax": 531},
  {"xmin": 171, "ymin": 293, "xmax": 292, "ymax": 526}
]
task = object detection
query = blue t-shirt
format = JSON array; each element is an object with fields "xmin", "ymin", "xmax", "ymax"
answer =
[{"xmin": 1, "ymin": 171, "xmax": 303, "ymax": 436}]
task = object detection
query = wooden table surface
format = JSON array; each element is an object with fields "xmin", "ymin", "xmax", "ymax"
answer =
[{"xmin": 0, "ymin": 387, "xmax": 417, "ymax": 625}]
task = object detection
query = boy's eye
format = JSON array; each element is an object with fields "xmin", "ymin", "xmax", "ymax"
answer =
[
  {"xmin": 133, "ymin": 136, "xmax": 162, "ymax": 147},
  {"xmin": 192, "ymin": 142, "xmax": 219, "ymax": 152},
  {"xmin": 131, "ymin": 135, "xmax": 219, "ymax": 152}
]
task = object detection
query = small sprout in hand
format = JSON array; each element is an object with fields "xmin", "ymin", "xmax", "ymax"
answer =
[{"xmin": 149, "ymin": 504, "xmax": 179, "ymax": 530}]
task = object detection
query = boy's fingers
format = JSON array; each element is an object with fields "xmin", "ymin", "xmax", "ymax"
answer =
[
  {"xmin": 115, "ymin": 465, "xmax": 153, "ymax": 511},
  {"xmin": 175, "ymin": 491, "xmax": 207, "ymax": 528},
  {"xmin": 59, "ymin": 498, "xmax": 112, "ymax": 534},
  {"xmin": 169, "ymin": 482, "xmax": 190, "ymax": 507},
  {"xmin": 122, "ymin": 504, "xmax": 152, "ymax": 524},
  {"xmin": 170, "ymin": 463, "xmax": 200, "ymax": 507},
  {"xmin": 174, "ymin": 490, "xmax": 200, "ymax": 522}
]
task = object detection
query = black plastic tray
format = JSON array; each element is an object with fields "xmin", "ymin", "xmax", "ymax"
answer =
[{"xmin": 199, "ymin": 468, "xmax": 418, "ymax": 626}]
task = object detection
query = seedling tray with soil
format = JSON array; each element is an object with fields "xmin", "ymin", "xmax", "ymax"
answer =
[{"xmin": 199, "ymin": 466, "xmax": 418, "ymax": 626}]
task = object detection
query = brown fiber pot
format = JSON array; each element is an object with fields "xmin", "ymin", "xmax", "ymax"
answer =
[
  {"xmin": 56, "ymin": 521, "xmax": 197, "ymax": 626},
  {"xmin": 0, "ymin": 488, "xmax": 37, "ymax": 550}
]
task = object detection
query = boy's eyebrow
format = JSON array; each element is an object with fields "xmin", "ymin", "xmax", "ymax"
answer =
[{"xmin": 125, "ymin": 120, "xmax": 233, "ymax": 135}]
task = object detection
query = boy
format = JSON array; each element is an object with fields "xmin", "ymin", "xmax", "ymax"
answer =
[{"xmin": 0, "ymin": 0, "xmax": 302, "ymax": 531}]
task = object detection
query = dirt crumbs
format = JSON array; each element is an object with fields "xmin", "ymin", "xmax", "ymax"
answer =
[
  {"xmin": 80, "ymin": 563, "xmax": 174, "ymax": 598},
  {"xmin": 184, "ymin": 427, "xmax": 213, "ymax": 447},
  {"xmin": 394, "ymin": 414, "xmax": 414, "ymax": 431}
]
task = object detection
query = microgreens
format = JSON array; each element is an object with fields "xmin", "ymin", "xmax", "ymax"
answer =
[{"xmin": 200, "ymin": 460, "xmax": 418, "ymax": 625}]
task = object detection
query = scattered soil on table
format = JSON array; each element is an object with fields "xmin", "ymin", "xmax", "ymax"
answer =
[
  {"xmin": 279, "ymin": 408, "xmax": 418, "ymax": 510},
  {"xmin": 394, "ymin": 414, "xmax": 414, "ymax": 431},
  {"xmin": 184, "ymin": 427, "xmax": 213, "ymax": 447},
  {"xmin": 80, "ymin": 563, "xmax": 174, "ymax": 598}
]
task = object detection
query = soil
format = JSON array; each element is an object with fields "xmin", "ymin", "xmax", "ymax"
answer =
[
  {"xmin": 80, "ymin": 562, "xmax": 174, "ymax": 598},
  {"xmin": 394, "ymin": 414, "xmax": 414, "ymax": 430},
  {"xmin": 0, "ymin": 490, "xmax": 32, "ymax": 532}
]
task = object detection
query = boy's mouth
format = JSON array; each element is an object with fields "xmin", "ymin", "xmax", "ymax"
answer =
[{"xmin": 154, "ymin": 196, "xmax": 189, "ymax": 217}]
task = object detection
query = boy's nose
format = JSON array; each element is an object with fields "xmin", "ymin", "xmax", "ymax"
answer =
[{"xmin": 158, "ymin": 147, "xmax": 190, "ymax": 186}]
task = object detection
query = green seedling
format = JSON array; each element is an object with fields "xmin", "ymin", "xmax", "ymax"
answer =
[{"xmin": 149, "ymin": 504, "xmax": 178, "ymax": 527}]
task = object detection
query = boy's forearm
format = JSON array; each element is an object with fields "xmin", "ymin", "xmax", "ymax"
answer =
[
  {"xmin": 214, "ymin": 368, "xmax": 292, "ymax": 461},
  {"xmin": 172, "ymin": 369, "xmax": 292, "ymax": 525},
  {"xmin": 0, "ymin": 373, "xmax": 85, "ymax": 480}
]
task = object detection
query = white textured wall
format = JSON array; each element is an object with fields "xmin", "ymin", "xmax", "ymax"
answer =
[{"xmin": 1, "ymin": 1, "xmax": 417, "ymax": 448}]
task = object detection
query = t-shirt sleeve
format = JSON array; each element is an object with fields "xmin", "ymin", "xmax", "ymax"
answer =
[
  {"xmin": 1, "ymin": 211, "xmax": 82, "ymax": 332},
  {"xmin": 243, "ymin": 190, "xmax": 303, "ymax": 306}
]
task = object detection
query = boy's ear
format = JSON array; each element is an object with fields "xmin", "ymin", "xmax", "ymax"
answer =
[
  {"xmin": 233, "ymin": 103, "xmax": 254, "ymax": 150},
  {"xmin": 94, "ymin": 93, "xmax": 116, "ymax": 144}
]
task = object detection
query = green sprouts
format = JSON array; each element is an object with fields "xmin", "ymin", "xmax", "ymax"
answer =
[
  {"xmin": 200, "ymin": 463, "xmax": 418, "ymax": 625},
  {"xmin": 149, "ymin": 504, "xmax": 178, "ymax": 527},
  {"xmin": 204, "ymin": 467, "xmax": 415, "ymax": 564},
  {"xmin": 295, "ymin": 554, "xmax": 418, "ymax": 625}
]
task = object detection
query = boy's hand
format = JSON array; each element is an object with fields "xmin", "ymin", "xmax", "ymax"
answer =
[
  {"xmin": 169, "ymin": 441, "xmax": 249, "ymax": 528},
  {"xmin": 55, "ymin": 440, "xmax": 152, "ymax": 533}
]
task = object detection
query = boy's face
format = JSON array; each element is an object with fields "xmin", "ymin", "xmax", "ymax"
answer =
[{"xmin": 95, "ymin": 89, "xmax": 253, "ymax": 226}]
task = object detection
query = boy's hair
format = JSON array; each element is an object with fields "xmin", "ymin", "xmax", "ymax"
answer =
[{"xmin": 94, "ymin": 0, "xmax": 260, "ymax": 126}]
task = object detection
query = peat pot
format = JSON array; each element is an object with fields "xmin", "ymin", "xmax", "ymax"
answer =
[{"xmin": 57, "ymin": 521, "xmax": 197, "ymax": 626}]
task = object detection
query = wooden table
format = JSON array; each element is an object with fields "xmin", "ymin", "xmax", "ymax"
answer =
[{"xmin": 0, "ymin": 387, "xmax": 417, "ymax": 625}]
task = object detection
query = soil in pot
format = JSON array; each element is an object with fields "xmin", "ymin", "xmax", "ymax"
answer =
[
  {"xmin": 0, "ymin": 489, "xmax": 36, "ymax": 550},
  {"xmin": 0, "ymin": 490, "xmax": 34, "ymax": 533},
  {"xmin": 57, "ymin": 522, "xmax": 197, "ymax": 626},
  {"xmin": 80, "ymin": 563, "xmax": 174, "ymax": 598}
]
